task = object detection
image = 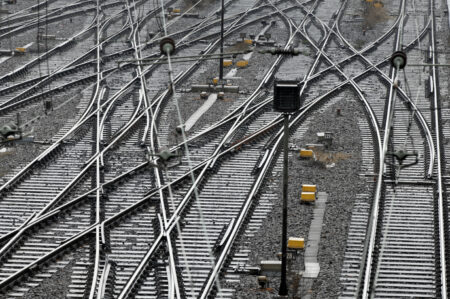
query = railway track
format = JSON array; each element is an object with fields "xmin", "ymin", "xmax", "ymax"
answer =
[{"xmin": 0, "ymin": 0, "xmax": 448, "ymax": 298}]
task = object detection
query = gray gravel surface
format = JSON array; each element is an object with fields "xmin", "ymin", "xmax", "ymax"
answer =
[
  {"xmin": 0, "ymin": 86, "xmax": 82, "ymax": 180},
  {"xmin": 24, "ymin": 259, "xmax": 75, "ymax": 299},
  {"xmin": 162, "ymin": 15, "xmax": 287, "ymax": 144},
  {"xmin": 0, "ymin": 0, "xmax": 449, "ymax": 297},
  {"xmin": 339, "ymin": 0, "xmax": 399, "ymax": 50},
  {"xmin": 0, "ymin": 9, "xmax": 94, "ymax": 76},
  {"xmin": 231, "ymin": 92, "xmax": 372, "ymax": 298}
]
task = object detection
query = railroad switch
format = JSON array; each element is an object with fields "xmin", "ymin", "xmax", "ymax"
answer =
[
  {"xmin": 0, "ymin": 113, "xmax": 35, "ymax": 144},
  {"xmin": 386, "ymin": 148, "xmax": 419, "ymax": 170},
  {"xmin": 147, "ymin": 147, "xmax": 182, "ymax": 169},
  {"xmin": 0, "ymin": 122, "xmax": 20, "ymax": 140},
  {"xmin": 154, "ymin": 148, "xmax": 179, "ymax": 161}
]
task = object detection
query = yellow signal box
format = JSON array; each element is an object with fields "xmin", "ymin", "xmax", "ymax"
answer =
[
  {"xmin": 301, "ymin": 192, "xmax": 316, "ymax": 202},
  {"xmin": 299, "ymin": 149, "xmax": 314, "ymax": 158},
  {"xmin": 287, "ymin": 237, "xmax": 305, "ymax": 249},
  {"xmin": 302, "ymin": 184, "xmax": 317, "ymax": 193},
  {"xmin": 236, "ymin": 60, "xmax": 249, "ymax": 67},
  {"xmin": 223, "ymin": 60, "xmax": 233, "ymax": 67}
]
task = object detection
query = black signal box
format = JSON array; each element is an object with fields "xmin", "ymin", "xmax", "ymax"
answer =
[{"xmin": 273, "ymin": 80, "xmax": 301, "ymax": 112}]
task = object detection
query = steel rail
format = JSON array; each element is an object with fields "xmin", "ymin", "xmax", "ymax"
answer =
[
  {"xmin": 0, "ymin": 79, "xmax": 269, "ymax": 253},
  {"xmin": 0, "ymin": 223, "xmax": 98, "ymax": 292},
  {"xmin": 215, "ymin": 0, "xmax": 316, "ymax": 149},
  {"xmin": 0, "ymin": 0, "xmax": 154, "ymax": 96},
  {"xmin": 0, "ymin": 0, "xmax": 94, "ymax": 33},
  {"xmin": 0, "ymin": 97, "xmax": 268, "ymax": 276},
  {"xmin": 0, "ymin": 94, "xmax": 280, "ymax": 293},
  {"xmin": 159, "ymin": 0, "xmax": 304, "ymax": 229},
  {"xmin": 0, "ymin": 1, "xmax": 171, "ymax": 195},
  {"xmin": 0, "ymin": 95, "xmax": 275, "ymax": 295},
  {"xmin": 0, "ymin": 0, "xmax": 440, "ymax": 298},
  {"xmin": 0, "ymin": 0, "xmax": 404, "ymax": 228},
  {"xmin": 291, "ymin": 0, "xmax": 435, "ymax": 181},
  {"xmin": 132, "ymin": 2, "xmax": 183, "ymax": 296},
  {"xmin": 430, "ymin": 1, "xmax": 447, "ymax": 296},
  {"xmin": 0, "ymin": 0, "xmax": 60, "ymax": 21},
  {"xmin": 293, "ymin": 0, "xmax": 435, "ymax": 178},
  {"xmin": 0, "ymin": 212, "xmax": 35, "ymax": 258},
  {"xmin": 0, "ymin": 13, "xmax": 98, "ymax": 85},
  {"xmin": 118, "ymin": 4, "xmax": 299, "ymax": 291},
  {"xmin": 200, "ymin": 46, "xmax": 383, "ymax": 299},
  {"xmin": 0, "ymin": 60, "xmax": 97, "ymax": 97},
  {"xmin": 0, "ymin": 0, "xmax": 386, "ymax": 288},
  {"xmin": 332, "ymin": 9, "xmax": 435, "ymax": 178},
  {"xmin": 200, "ymin": 0, "xmax": 425, "ymax": 294},
  {"xmin": 151, "ymin": 2, "xmax": 317, "ymax": 298},
  {"xmin": 0, "ymin": 0, "xmax": 292, "ymax": 286},
  {"xmin": 88, "ymin": 0, "xmax": 106, "ymax": 296},
  {"xmin": 0, "ymin": 1, "xmax": 145, "ymax": 107},
  {"xmin": 0, "ymin": 7, "xmax": 97, "ymax": 40},
  {"xmin": 0, "ymin": 0, "xmax": 380, "ymax": 296},
  {"xmin": 0, "ymin": 1, "xmax": 301, "ymax": 112},
  {"xmin": 298, "ymin": 1, "xmax": 433, "ymax": 293},
  {"xmin": 117, "ymin": 107, "xmax": 283, "ymax": 298},
  {"xmin": 361, "ymin": 0, "xmax": 407, "ymax": 297}
]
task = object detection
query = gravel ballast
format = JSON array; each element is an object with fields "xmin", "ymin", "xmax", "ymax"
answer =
[{"xmin": 231, "ymin": 91, "xmax": 372, "ymax": 298}]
